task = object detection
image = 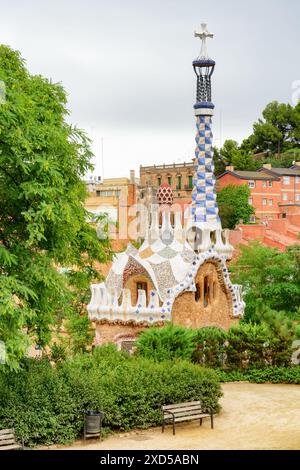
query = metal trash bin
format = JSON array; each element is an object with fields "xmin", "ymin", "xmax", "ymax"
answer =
[{"xmin": 84, "ymin": 410, "xmax": 103, "ymax": 440}]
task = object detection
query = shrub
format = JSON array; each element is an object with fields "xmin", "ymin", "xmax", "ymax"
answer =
[
  {"xmin": 193, "ymin": 327, "xmax": 227, "ymax": 368},
  {"xmin": 0, "ymin": 345, "xmax": 222, "ymax": 446},
  {"xmin": 137, "ymin": 321, "xmax": 298, "ymax": 371},
  {"xmin": 216, "ymin": 366, "xmax": 300, "ymax": 384},
  {"xmin": 0, "ymin": 358, "xmax": 77, "ymax": 446},
  {"xmin": 136, "ymin": 324, "xmax": 197, "ymax": 362},
  {"xmin": 226, "ymin": 323, "xmax": 270, "ymax": 370}
]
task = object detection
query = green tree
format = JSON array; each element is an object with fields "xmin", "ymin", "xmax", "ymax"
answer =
[
  {"xmin": 214, "ymin": 140, "xmax": 258, "ymax": 175},
  {"xmin": 217, "ymin": 184, "xmax": 254, "ymax": 229},
  {"xmin": 0, "ymin": 46, "xmax": 112, "ymax": 370},
  {"xmin": 241, "ymin": 101, "xmax": 300, "ymax": 155},
  {"xmin": 230, "ymin": 242, "xmax": 300, "ymax": 322},
  {"xmin": 220, "ymin": 140, "xmax": 240, "ymax": 164}
]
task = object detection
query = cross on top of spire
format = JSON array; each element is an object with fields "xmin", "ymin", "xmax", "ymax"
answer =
[{"xmin": 194, "ymin": 23, "xmax": 214, "ymax": 59}]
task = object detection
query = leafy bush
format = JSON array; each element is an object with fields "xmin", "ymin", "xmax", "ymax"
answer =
[
  {"xmin": 137, "ymin": 321, "xmax": 298, "ymax": 371},
  {"xmin": 193, "ymin": 327, "xmax": 227, "ymax": 368},
  {"xmin": 0, "ymin": 359, "xmax": 77, "ymax": 446},
  {"xmin": 226, "ymin": 323, "xmax": 271, "ymax": 370},
  {"xmin": 0, "ymin": 345, "xmax": 221, "ymax": 447},
  {"xmin": 230, "ymin": 242, "xmax": 300, "ymax": 322},
  {"xmin": 217, "ymin": 184, "xmax": 254, "ymax": 228},
  {"xmin": 136, "ymin": 324, "xmax": 197, "ymax": 361},
  {"xmin": 216, "ymin": 366, "xmax": 300, "ymax": 384}
]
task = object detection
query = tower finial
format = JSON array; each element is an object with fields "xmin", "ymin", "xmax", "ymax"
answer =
[{"xmin": 194, "ymin": 23, "xmax": 214, "ymax": 59}]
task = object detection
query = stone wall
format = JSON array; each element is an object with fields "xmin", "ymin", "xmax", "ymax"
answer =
[
  {"xmin": 172, "ymin": 261, "xmax": 237, "ymax": 330},
  {"xmin": 140, "ymin": 162, "xmax": 195, "ymax": 191},
  {"xmin": 93, "ymin": 322, "xmax": 149, "ymax": 346}
]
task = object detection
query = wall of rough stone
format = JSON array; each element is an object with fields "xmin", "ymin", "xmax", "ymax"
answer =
[
  {"xmin": 93, "ymin": 322, "xmax": 149, "ymax": 346},
  {"xmin": 172, "ymin": 261, "xmax": 237, "ymax": 330}
]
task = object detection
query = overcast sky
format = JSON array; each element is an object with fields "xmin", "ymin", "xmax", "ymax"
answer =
[{"xmin": 1, "ymin": 0, "xmax": 299, "ymax": 178}]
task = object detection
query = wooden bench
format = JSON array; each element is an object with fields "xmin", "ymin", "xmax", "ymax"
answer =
[
  {"xmin": 0, "ymin": 429, "xmax": 24, "ymax": 450},
  {"xmin": 162, "ymin": 400, "xmax": 214, "ymax": 435}
]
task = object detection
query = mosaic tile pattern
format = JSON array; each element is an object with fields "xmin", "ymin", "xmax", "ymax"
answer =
[
  {"xmin": 181, "ymin": 246, "xmax": 195, "ymax": 263},
  {"xmin": 158, "ymin": 246, "xmax": 178, "ymax": 259},
  {"xmin": 139, "ymin": 246, "xmax": 154, "ymax": 259},
  {"xmin": 105, "ymin": 271, "xmax": 123, "ymax": 296},
  {"xmin": 191, "ymin": 115, "xmax": 220, "ymax": 224},
  {"xmin": 89, "ymin": 251, "xmax": 244, "ymax": 325},
  {"xmin": 156, "ymin": 183, "xmax": 174, "ymax": 205},
  {"xmin": 125, "ymin": 243, "xmax": 138, "ymax": 257},
  {"xmin": 149, "ymin": 260, "xmax": 177, "ymax": 301},
  {"xmin": 122, "ymin": 256, "xmax": 148, "ymax": 286}
]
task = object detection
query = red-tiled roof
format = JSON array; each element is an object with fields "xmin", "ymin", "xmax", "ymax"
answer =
[
  {"xmin": 218, "ymin": 170, "xmax": 279, "ymax": 180},
  {"xmin": 260, "ymin": 167, "xmax": 300, "ymax": 176}
]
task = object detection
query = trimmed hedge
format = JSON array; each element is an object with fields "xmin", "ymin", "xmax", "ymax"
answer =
[
  {"xmin": 136, "ymin": 324, "xmax": 196, "ymax": 362},
  {"xmin": 193, "ymin": 327, "xmax": 227, "ymax": 368},
  {"xmin": 0, "ymin": 345, "xmax": 222, "ymax": 447},
  {"xmin": 137, "ymin": 323, "xmax": 299, "ymax": 370},
  {"xmin": 216, "ymin": 366, "xmax": 300, "ymax": 384}
]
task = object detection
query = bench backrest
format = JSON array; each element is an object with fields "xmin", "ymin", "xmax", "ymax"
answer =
[
  {"xmin": 0, "ymin": 429, "xmax": 17, "ymax": 448},
  {"xmin": 162, "ymin": 400, "xmax": 202, "ymax": 411}
]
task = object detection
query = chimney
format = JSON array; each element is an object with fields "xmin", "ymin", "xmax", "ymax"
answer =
[
  {"xmin": 225, "ymin": 166, "xmax": 234, "ymax": 172},
  {"xmin": 130, "ymin": 169, "xmax": 135, "ymax": 184},
  {"xmin": 263, "ymin": 163, "xmax": 272, "ymax": 169}
]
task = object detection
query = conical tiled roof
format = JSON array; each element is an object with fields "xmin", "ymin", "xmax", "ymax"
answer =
[{"xmin": 156, "ymin": 182, "xmax": 173, "ymax": 205}]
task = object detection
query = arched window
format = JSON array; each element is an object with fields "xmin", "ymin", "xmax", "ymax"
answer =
[
  {"xmin": 195, "ymin": 282, "xmax": 201, "ymax": 302},
  {"xmin": 204, "ymin": 276, "xmax": 209, "ymax": 307},
  {"xmin": 136, "ymin": 281, "xmax": 148, "ymax": 303}
]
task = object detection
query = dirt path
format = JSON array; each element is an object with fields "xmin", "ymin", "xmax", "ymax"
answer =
[{"xmin": 49, "ymin": 383, "xmax": 300, "ymax": 450}]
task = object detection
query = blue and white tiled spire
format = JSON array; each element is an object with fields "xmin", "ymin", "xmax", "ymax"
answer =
[
  {"xmin": 191, "ymin": 114, "xmax": 220, "ymax": 225},
  {"xmin": 190, "ymin": 23, "xmax": 221, "ymax": 229}
]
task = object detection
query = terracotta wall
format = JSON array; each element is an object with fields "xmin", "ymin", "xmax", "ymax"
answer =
[
  {"xmin": 289, "ymin": 214, "xmax": 300, "ymax": 226},
  {"xmin": 229, "ymin": 228, "xmax": 243, "ymax": 246},
  {"xmin": 238, "ymin": 224, "xmax": 266, "ymax": 240}
]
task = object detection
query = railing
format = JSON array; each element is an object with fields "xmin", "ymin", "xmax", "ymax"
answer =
[{"xmin": 140, "ymin": 162, "xmax": 194, "ymax": 171}]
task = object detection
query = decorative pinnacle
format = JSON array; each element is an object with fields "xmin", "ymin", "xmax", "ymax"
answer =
[{"xmin": 194, "ymin": 23, "xmax": 214, "ymax": 59}]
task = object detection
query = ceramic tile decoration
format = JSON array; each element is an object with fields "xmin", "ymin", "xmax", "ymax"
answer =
[
  {"xmin": 149, "ymin": 260, "xmax": 177, "ymax": 301},
  {"xmin": 158, "ymin": 246, "xmax": 178, "ymax": 260},
  {"xmin": 122, "ymin": 256, "xmax": 149, "ymax": 286},
  {"xmin": 191, "ymin": 115, "xmax": 220, "ymax": 224}
]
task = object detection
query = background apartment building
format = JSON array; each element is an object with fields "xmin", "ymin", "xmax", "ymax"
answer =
[
  {"xmin": 218, "ymin": 163, "xmax": 300, "ymax": 222},
  {"xmin": 139, "ymin": 161, "xmax": 195, "ymax": 211},
  {"xmin": 84, "ymin": 171, "xmax": 138, "ymax": 247}
]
